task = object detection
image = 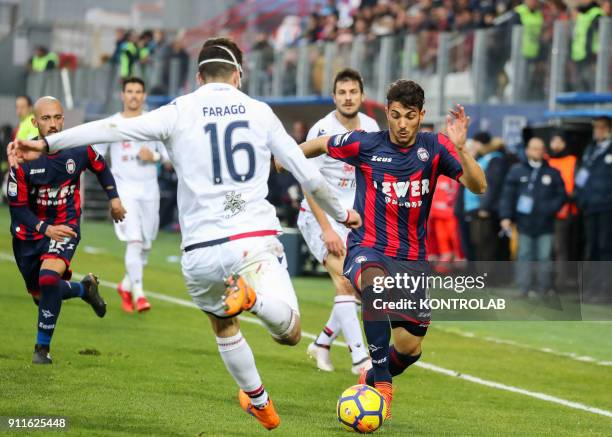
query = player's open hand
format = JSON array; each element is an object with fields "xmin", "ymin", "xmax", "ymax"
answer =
[
  {"xmin": 45, "ymin": 224, "xmax": 78, "ymax": 242},
  {"xmin": 110, "ymin": 198, "xmax": 127, "ymax": 223},
  {"xmin": 7, "ymin": 139, "xmax": 45, "ymax": 168},
  {"xmin": 446, "ymin": 104, "xmax": 470, "ymax": 152},
  {"xmin": 322, "ymin": 228, "xmax": 345, "ymax": 257},
  {"xmin": 343, "ymin": 209, "xmax": 362, "ymax": 229},
  {"xmin": 138, "ymin": 146, "xmax": 155, "ymax": 163}
]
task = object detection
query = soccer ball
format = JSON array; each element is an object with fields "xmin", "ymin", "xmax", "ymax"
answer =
[{"xmin": 337, "ymin": 384, "xmax": 387, "ymax": 433}]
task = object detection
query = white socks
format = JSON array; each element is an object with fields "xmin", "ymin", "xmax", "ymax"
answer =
[
  {"xmin": 315, "ymin": 317, "xmax": 339, "ymax": 348},
  {"xmin": 316, "ymin": 296, "xmax": 368, "ymax": 364},
  {"xmin": 333, "ymin": 295, "xmax": 369, "ymax": 364},
  {"xmin": 249, "ymin": 293, "xmax": 295, "ymax": 339},
  {"xmin": 141, "ymin": 246, "xmax": 151, "ymax": 266},
  {"xmin": 125, "ymin": 241, "xmax": 145, "ymax": 299},
  {"xmin": 217, "ymin": 331, "xmax": 268, "ymax": 407},
  {"xmin": 120, "ymin": 274, "xmax": 132, "ymax": 292}
]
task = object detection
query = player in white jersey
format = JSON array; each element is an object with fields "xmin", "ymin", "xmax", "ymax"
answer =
[
  {"xmin": 95, "ymin": 78, "xmax": 169, "ymax": 313},
  {"xmin": 297, "ymin": 69, "xmax": 379, "ymax": 375},
  {"xmin": 9, "ymin": 37, "xmax": 361, "ymax": 431}
]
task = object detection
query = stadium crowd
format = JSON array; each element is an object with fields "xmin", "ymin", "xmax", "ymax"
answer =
[{"xmin": 272, "ymin": 0, "xmax": 610, "ymax": 47}]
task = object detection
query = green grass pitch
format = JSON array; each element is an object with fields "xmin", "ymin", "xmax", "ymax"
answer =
[{"xmin": 0, "ymin": 206, "xmax": 611, "ymax": 436}]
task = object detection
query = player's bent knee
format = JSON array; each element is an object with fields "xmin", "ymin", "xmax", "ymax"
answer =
[
  {"xmin": 334, "ymin": 277, "xmax": 355, "ymax": 296},
  {"xmin": 393, "ymin": 325, "xmax": 425, "ymax": 355},
  {"xmin": 272, "ymin": 314, "xmax": 301, "ymax": 346}
]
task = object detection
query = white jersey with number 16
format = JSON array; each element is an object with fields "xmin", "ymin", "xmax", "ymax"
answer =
[{"xmin": 45, "ymin": 82, "xmax": 345, "ymax": 249}]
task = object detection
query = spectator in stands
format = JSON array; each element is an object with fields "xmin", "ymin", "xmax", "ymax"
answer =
[
  {"xmin": 282, "ymin": 48, "xmax": 299, "ymax": 95},
  {"xmin": 119, "ymin": 31, "xmax": 139, "ymax": 78},
  {"xmin": 321, "ymin": 11, "xmax": 340, "ymax": 41},
  {"xmin": 510, "ymin": 0, "xmax": 546, "ymax": 101},
  {"xmin": 464, "ymin": 132, "xmax": 509, "ymax": 261},
  {"xmin": 161, "ymin": 37, "xmax": 190, "ymax": 95},
  {"xmin": 547, "ymin": 132, "xmax": 580, "ymax": 290},
  {"xmin": 136, "ymin": 30, "xmax": 155, "ymax": 80},
  {"xmin": 14, "ymin": 95, "xmax": 38, "ymax": 141},
  {"xmin": 138, "ymin": 30, "xmax": 155, "ymax": 62},
  {"xmin": 500, "ymin": 137, "xmax": 567, "ymax": 298},
  {"xmin": 570, "ymin": 0, "xmax": 605, "ymax": 91},
  {"xmin": 370, "ymin": 4, "xmax": 396, "ymax": 36},
  {"xmin": 28, "ymin": 46, "xmax": 58, "ymax": 72},
  {"xmin": 575, "ymin": 117, "xmax": 612, "ymax": 302},
  {"xmin": 252, "ymin": 33, "xmax": 275, "ymax": 95},
  {"xmin": 304, "ymin": 12, "xmax": 324, "ymax": 43},
  {"xmin": 274, "ymin": 15, "xmax": 302, "ymax": 49},
  {"xmin": 111, "ymin": 29, "xmax": 128, "ymax": 65}
]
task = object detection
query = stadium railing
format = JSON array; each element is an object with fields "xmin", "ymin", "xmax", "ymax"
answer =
[{"xmin": 23, "ymin": 18, "xmax": 611, "ymax": 119}]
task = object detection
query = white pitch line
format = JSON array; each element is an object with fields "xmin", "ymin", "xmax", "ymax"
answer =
[
  {"xmin": 433, "ymin": 327, "xmax": 612, "ymax": 367},
  {"xmin": 2, "ymin": 253, "xmax": 611, "ymax": 419}
]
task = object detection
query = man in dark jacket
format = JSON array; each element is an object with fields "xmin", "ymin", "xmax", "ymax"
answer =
[
  {"xmin": 464, "ymin": 132, "xmax": 509, "ymax": 261},
  {"xmin": 575, "ymin": 117, "xmax": 612, "ymax": 302},
  {"xmin": 500, "ymin": 137, "xmax": 567, "ymax": 296}
]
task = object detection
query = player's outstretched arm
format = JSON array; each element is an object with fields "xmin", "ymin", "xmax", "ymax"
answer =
[
  {"xmin": 273, "ymin": 136, "xmax": 330, "ymax": 173},
  {"xmin": 8, "ymin": 105, "xmax": 179, "ymax": 167},
  {"xmin": 266, "ymin": 110, "xmax": 361, "ymax": 228},
  {"xmin": 447, "ymin": 104, "xmax": 487, "ymax": 194},
  {"xmin": 300, "ymin": 136, "xmax": 331, "ymax": 158}
]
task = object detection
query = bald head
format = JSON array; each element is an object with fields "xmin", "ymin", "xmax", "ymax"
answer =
[
  {"xmin": 526, "ymin": 137, "xmax": 545, "ymax": 162},
  {"xmin": 33, "ymin": 96, "xmax": 64, "ymax": 137}
]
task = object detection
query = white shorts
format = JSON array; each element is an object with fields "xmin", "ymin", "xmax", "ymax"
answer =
[
  {"xmin": 114, "ymin": 196, "xmax": 160, "ymax": 248},
  {"xmin": 297, "ymin": 209, "xmax": 350, "ymax": 264},
  {"xmin": 181, "ymin": 236, "xmax": 299, "ymax": 318}
]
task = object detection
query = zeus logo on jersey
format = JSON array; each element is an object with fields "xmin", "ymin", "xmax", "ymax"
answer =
[
  {"xmin": 371, "ymin": 155, "xmax": 392, "ymax": 162},
  {"xmin": 202, "ymin": 104, "xmax": 246, "ymax": 117}
]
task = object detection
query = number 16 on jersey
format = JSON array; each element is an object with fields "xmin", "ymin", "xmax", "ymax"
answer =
[{"xmin": 204, "ymin": 121, "xmax": 256, "ymax": 185}]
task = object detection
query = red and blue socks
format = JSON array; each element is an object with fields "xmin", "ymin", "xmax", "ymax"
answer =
[{"xmin": 36, "ymin": 270, "xmax": 85, "ymax": 347}]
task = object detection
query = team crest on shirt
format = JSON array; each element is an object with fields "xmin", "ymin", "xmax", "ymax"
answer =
[
  {"xmin": 66, "ymin": 159, "xmax": 76, "ymax": 174},
  {"xmin": 355, "ymin": 255, "xmax": 368, "ymax": 263},
  {"xmin": 417, "ymin": 147, "xmax": 430, "ymax": 162},
  {"xmin": 223, "ymin": 191, "xmax": 246, "ymax": 218}
]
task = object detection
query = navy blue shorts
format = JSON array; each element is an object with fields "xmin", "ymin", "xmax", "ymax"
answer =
[
  {"xmin": 343, "ymin": 245, "xmax": 430, "ymax": 337},
  {"xmin": 12, "ymin": 234, "xmax": 80, "ymax": 298}
]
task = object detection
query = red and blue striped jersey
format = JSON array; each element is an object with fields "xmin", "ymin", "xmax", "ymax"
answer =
[
  {"xmin": 327, "ymin": 130, "xmax": 463, "ymax": 261},
  {"xmin": 7, "ymin": 145, "xmax": 118, "ymax": 241}
]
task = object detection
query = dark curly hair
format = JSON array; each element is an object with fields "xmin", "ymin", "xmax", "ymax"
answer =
[{"xmin": 386, "ymin": 80, "xmax": 425, "ymax": 110}]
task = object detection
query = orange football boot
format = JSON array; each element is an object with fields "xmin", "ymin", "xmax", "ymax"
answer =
[
  {"xmin": 238, "ymin": 390, "xmax": 280, "ymax": 430},
  {"xmin": 135, "ymin": 296, "xmax": 151, "ymax": 312},
  {"xmin": 358, "ymin": 368, "xmax": 368, "ymax": 385},
  {"xmin": 223, "ymin": 273, "xmax": 257, "ymax": 316},
  {"xmin": 117, "ymin": 284, "xmax": 133, "ymax": 313},
  {"xmin": 375, "ymin": 382, "xmax": 393, "ymax": 420}
]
